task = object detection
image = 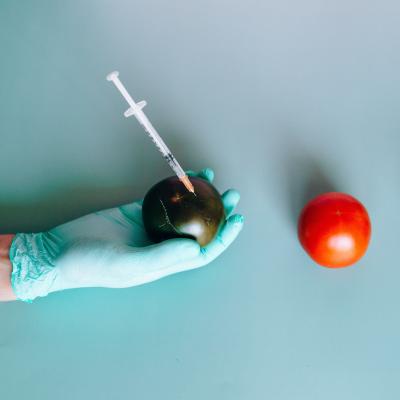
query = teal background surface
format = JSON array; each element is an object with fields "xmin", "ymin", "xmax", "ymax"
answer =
[{"xmin": 1, "ymin": 1, "xmax": 400, "ymax": 399}]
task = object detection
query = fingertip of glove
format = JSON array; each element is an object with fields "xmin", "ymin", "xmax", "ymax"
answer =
[
  {"xmin": 228, "ymin": 214, "xmax": 245, "ymax": 227},
  {"xmin": 222, "ymin": 189, "xmax": 241, "ymax": 202},
  {"xmin": 200, "ymin": 167, "xmax": 214, "ymax": 182}
]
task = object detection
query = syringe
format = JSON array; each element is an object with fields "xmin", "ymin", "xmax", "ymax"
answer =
[{"xmin": 106, "ymin": 71, "xmax": 195, "ymax": 194}]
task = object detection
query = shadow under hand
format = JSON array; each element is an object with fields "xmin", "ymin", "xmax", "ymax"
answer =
[
  {"xmin": 0, "ymin": 185, "xmax": 143, "ymax": 234},
  {"xmin": 0, "ymin": 125, "xmax": 203, "ymax": 234}
]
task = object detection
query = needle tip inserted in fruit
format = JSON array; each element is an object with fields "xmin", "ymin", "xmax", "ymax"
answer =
[{"xmin": 180, "ymin": 175, "xmax": 196, "ymax": 195}]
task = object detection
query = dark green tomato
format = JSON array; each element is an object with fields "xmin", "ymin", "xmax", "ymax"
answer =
[{"xmin": 142, "ymin": 176, "xmax": 225, "ymax": 246}]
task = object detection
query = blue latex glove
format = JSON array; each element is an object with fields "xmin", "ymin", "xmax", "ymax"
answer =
[{"xmin": 9, "ymin": 168, "xmax": 244, "ymax": 302}]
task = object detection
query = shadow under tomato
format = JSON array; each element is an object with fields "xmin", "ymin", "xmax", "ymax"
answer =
[{"xmin": 283, "ymin": 141, "xmax": 339, "ymax": 230}]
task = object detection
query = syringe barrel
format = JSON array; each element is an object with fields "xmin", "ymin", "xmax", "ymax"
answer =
[
  {"xmin": 107, "ymin": 71, "xmax": 190, "ymax": 185},
  {"xmin": 136, "ymin": 111, "xmax": 187, "ymax": 178}
]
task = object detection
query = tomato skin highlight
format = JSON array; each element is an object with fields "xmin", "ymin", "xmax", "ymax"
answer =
[{"xmin": 298, "ymin": 192, "xmax": 371, "ymax": 268}]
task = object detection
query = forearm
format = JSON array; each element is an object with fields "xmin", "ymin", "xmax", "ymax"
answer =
[{"xmin": 0, "ymin": 235, "xmax": 17, "ymax": 301}]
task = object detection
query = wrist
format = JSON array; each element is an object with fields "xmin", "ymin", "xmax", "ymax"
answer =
[{"xmin": 0, "ymin": 234, "xmax": 17, "ymax": 301}]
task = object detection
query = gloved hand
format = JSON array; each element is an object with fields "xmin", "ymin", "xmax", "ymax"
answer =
[{"xmin": 9, "ymin": 168, "xmax": 244, "ymax": 302}]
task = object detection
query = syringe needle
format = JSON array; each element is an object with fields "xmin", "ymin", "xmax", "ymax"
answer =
[
  {"xmin": 107, "ymin": 71, "xmax": 195, "ymax": 195},
  {"xmin": 180, "ymin": 175, "xmax": 195, "ymax": 195}
]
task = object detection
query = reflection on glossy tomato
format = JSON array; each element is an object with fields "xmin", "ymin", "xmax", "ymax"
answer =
[{"xmin": 298, "ymin": 192, "xmax": 371, "ymax": 268}]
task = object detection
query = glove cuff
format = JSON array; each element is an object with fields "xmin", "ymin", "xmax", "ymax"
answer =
[{"xmin": 9, "ymin": 233, "xmax": 57, "ymax": 302}]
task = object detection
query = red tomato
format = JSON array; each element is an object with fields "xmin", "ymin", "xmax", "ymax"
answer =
[{"xmin": 298, "ymin": 192, "xmax": 371, "ymax": 268}]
